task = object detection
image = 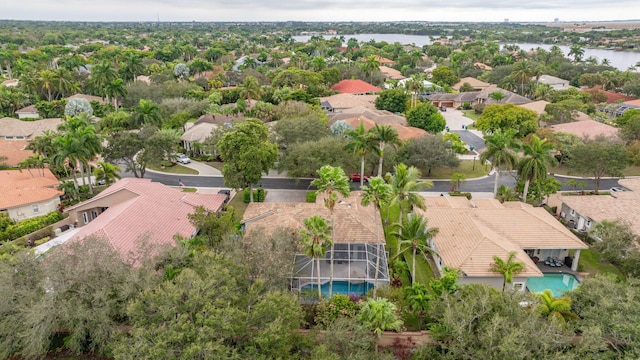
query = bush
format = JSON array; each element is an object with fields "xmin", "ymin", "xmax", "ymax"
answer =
[
  {"xmin": 449, "ymin": 191, "xmax": 472, "ymax": 199},
  {"xmin": 473, "ymin": 103, "xmax": 485, "ymax": 114},
  {"xmin": 242, "ymin": 187, "xmax": 265, "ymax": 203},
  {"xmin": 315, "ymin": 294, "xmax": 360, "ymax": 328},
  {"xmin": 0, "ymin": 211, "xmax": 64, "ymax": 242},
  {"xmin": 306, "ymin": 191, "xmax": 317, "ymax": 203},
  {"xmin": 462, "ymin": 102, "xmax": 472, "ymax": 110}
]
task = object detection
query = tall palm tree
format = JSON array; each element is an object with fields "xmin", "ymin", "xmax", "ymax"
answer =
[
  {"xmin": 104, "ymin": 78, "xmax": 127, "ymax": 109},
  {"xmin": 511, "ymin": 60, "xmax": 532, "ymax": 96},
  {"xmin": 370, "ymin": 124, "xmax": 400, "ymax": 177},
  {"xmin": 38, "ymin": 69, "xmax": 56, "ymax": 101},
  {"xmin": 360, "ymin": 177, "xmax": 393, "ymax": 298},
  {"xmin": 311, "ymin": 165, "xmax": 351, "ymax": 298},
  {"xmin": 361, "ymin": 55, "xmax": 380, "ymax": 83},
  {"xmin": 480, "ymin": 129, "xmax": 520, "ymax": 198},
  {"xmin": 389, "ymin": 163, "xmax": 433, "ymax": 257},
  {"xmin": 490, "ymin": 251, "xmax": 525, "ymax": 291},
  {"xmin": 518, "ymin": 135, "xmax": 556, "ymax": 203},
  {"xmin": 90, "ymin": 61, "xmax": 118, "ymax": 99},
  {"xmin": 568, "ymin": 44, "xmax": 585, "ymax": 63},
  {"xmin": 535, "ymin": 289, "xmax": 579, "ymax": 324},
  {"xmin": 119, "ymin": 52, "xmax": 144, "ymax": 83},
  {"xmin": 133, "ymin": 99, "xmax": 161, "ymax": 128},
  {"xmin": 26, "ymin": 130, "xmax": 58, "ymax": 158},
  {"xmin": 344, "ymin": 122, "xmax": 375, "ymax": 187},
  {"xmin": 392, "ymin": 214, "xmax": 439, "ymax": 285},
  {"xmin": 299, "ymin": 215, "xmax": 333, "ymax": 300},
  {"xmin": 238, "ymin": 75, "xmax": 262, "ymax": 103},
  {"xmin": 93, "ymin": 161, "xmax": 122, "ymax": 186}
]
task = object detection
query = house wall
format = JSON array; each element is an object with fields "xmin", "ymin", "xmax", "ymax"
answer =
[
  {"xmin": 458, "ymin": 275, "xmax": 529, "ymax": 292},
  {"xmin": 559, "ymin": 203, "xmax": 592, "ymax": 231},
  {"xmin": 8, "ymin": 197, "xmax": 60, "ymax": 221},
  {"xmin": 67, "ymin": 189, "xmax": 136, "ymax": 226},
  {"xmin": 17, "ymin": 112, "xmax": 39, "ymax": 119}
]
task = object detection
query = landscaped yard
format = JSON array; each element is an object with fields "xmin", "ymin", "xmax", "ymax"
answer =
[
  {"xmin": 147, "ymin": 164, "xmax": 199, "ymax": 175},
  {"xmin": 227, "ymin": 192, "xmax": 248, "ymax": 218},
  {"xmin": 552, "ymin": 164, "xmax": 640, "ymax": 177},
  {"xmin": 461, "ymin": 110, "xmax": 480, "ymax": 121},
  {"xmin": 205, "ymin": 161, "xmax": 224, "ymax": 171},
  {"xmin": 424, "ymin": 159, "xmax": 490, "ymax": 180},
  {"xmin": 574, "ymin": 248, "xmax": 622, "ymax": 277}
]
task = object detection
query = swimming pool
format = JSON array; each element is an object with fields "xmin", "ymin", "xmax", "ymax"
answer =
[
  {"xmin": 301, "ymin": 281, "xmax": 374, "ymax": 297},
  {"xmin": 527, "ymin": 273, "xmax": 580, "ymax": 297}
]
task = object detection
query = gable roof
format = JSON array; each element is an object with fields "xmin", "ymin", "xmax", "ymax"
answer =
[
  {"xmin": 518, "ymin": 100, "xmax": 550, "ymax": 115},
  {"xmin": 0, "ymin": 169, "xmax": 62, "ymax": 210},
  {"xmin": 581, "ymin": 87, "xmax": 636, "ymax": 104},
  {"xmin": 476, "ymin": 86, "xmax": 531, "ymax": 105},
  {"xmin": 417, "ymin": 197, "xmax": 586, "ymax": 278},
  {"xmin": 0, "ymin": 139, "xmax": 33, "ymax": 166},
  {"xmin": 181, "ymin": 122, "xmax": 217, "ymax": 143},
  {"xmin": 551, "ymin": 119, "xmax": 618, "ymax": 139},
  {"xmin": 331, "ymin": 79, "xmax": 381, "ymax": 94},
  {"xmin": 329, "ymin": 107, "xmax": 407, "ymax": 126},
  {"xmin": 624, "ymin": 99, "xmax": 640, "ymax": 107},
  {"xmin": 452, "ymin": 77, "xmax": 492, "ymax": 91},
  {"xmin": 0, "ymin": 117, "xmax": 63, "ymax": 138},
  {"xmin": 379, "ymin": 66, "xmax": 405, "ymax": 80},
  {"xmin": 65, "ymin": 178, "xmax": 227, "ymax": 262},
  {"xmin": 242, "ymin": 192, "xmax": 383, "ymax": 244},
  {"xmin": 15, "ymin": 104, "xmax": 38, "ymax": 115}
]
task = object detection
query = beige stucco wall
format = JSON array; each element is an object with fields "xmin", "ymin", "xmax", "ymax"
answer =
[
  {"xmin": 67, "ymin": 188, "xmax": 137, "ymax": 226},
  {"xmin": 8, "ymin": 197, "xmax": 60, "ymax": 221},
  {"xmin": 458, "ymin": 275, "xmax": 530, "ymax": 292}
]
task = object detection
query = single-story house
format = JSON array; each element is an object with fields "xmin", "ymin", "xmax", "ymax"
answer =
[
  {"xmin": 331, "ymin": 79, "xmax": 381, "ymax": 94},
  {"xmin": 371, "ymin": 55, "xmax": 395, "ymax": 67},
  {"xmin": 451, "ymin": 77, "xmax": 492, "ymax": 92},
  {"xmin": 241, "ymin": 192, "xmax": 390, "ymax": 296},
  {"xmin": 0, "ymin": 169, "xmax": 62, "ymax": 221},
  {"xmin": 427, "ymin": 86, "xmax": 530, "ymax": 108},
  {"xmin": 550, "ymin": 119, "xmax": 618, "ymax": 139},
  {"xmin": 328, "ymin": 107, "xmax": 407, "ymax": 126},
  {"xmin": 581, "ymin": 87, "xmax": 636, "ymax": 104},
  {"xmin": 536, "ymin": 75, "xmax": 573, "ymax": 90},
  {"xmin": 416, "ymin": 197, "xmax": 588, "ymax": 291},
  {"xmin": 0, "ymin": 139, "xmax": 33, "ymax": 167},
  {"xmin": 328, "ymin": 116, "xmax": 428, "ymax": 141},
  {"xmin": 1, "ymin": 79, "xmax": 19, "ymax": 87},
  {"xmin": 519, "ymin": 100, "xmax": 592, "ymax": 121},
  {"xmin": 0, "ymin": 117, "xmax": 63, "ymax": 141},
  {"xmin": 379, "ymin": 66, "xmax": 405, "ymax": 81},
  {"xmin": 557, "ymin": 178, "xmax": 640, "ymax": 237},
  {"xmin": 319, "ymin": 94, "xmax": 378, "ymax": 112},
  {"xmin": 181, "ymin": 122, "xmax": 217, "ymax": 152},
  {"xmin": 15, "ymin": 104, "xmax": 40, "ymax": 119},
  {"xmin": 62, "ymin": 178, "xmax": 227, "ymax": 262},
  {"xmin": 474, "ymin": 62, "xmax": 493, "ymax": 71}
]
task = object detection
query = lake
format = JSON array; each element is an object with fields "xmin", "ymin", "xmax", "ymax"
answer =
[{"xmin": 293, "ymin": 34, "xmax": 640, "ymax": 71}]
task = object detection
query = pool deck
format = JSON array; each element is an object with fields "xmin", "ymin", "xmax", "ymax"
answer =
[{"xmin": 534, "ymin": 262, "xmax": 582, "ymax": 280}]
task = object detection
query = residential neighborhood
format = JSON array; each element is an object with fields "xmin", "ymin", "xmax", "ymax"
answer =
[{"xmin": 1, "ymin": 19, "xmax": 640, "ymax": 359}]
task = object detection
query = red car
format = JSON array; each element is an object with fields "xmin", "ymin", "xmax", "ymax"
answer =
[{"xmin": 349, "ymin": 173, "xmax": 369, "ymax": 182}]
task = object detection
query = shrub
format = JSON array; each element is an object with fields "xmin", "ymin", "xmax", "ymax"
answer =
[
  {"xmin": 0, "ymin": 211, "xmax": 64, "ymax": 242},
  {"xmin": 306, "ymin": 191, "xmax": 317, "ymax": 203},
  {"xmin": 315, "ymin": 294, "xmax": 360, "ymax": 328},
  {"xmin": 242, "ymin": 187, "xmax": 265, "ymax": 203},
  {"xmin": 462, "ymin": 101, "xmax": 472, "ymax": 110},
  {"xmin": 449, "ymin": 191, "xmax": 472, "ymax": 199},
  {"xmin": 473, "ymin": 103, "xmax": 485, "ymax": 114}
]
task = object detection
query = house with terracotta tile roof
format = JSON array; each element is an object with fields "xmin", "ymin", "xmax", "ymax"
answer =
[
  {"xmin": 0, "ymin": 117, "xmax": 63, "ymax": 141},
  {"xmin": 379, "ymin": 66, "xmax": 405, "ymax": 81},
  {"xmin": 416, "ymin": 197, "xmax": 588, "ymax": 291},
  {"xmin": 328, "ymin": 116, "xmax": 428, "ymax": 141},
  {"xmin": 557, "ymin": 178, "xmax": 640, "ymax": 237},
  {"xmin": 62, "ymin": 178, "xmax": 227, "ymax": 262},
  {"xmin": 0, "ymin": 139, "xmax": 33, "ymax": 167},
  {"xmin": 328, "ymin": 107, "xmax": 406, "ymax": 126},
  {"xmin": 15, "ymin": 104, "xmax": 40, "ymax": 119},
  {"xmin": 371, "ymin": 55, "xmax": 395, "ymax": 67},
  {"xmin": 0, "ymin": 169, "xmax": 62, "ymax": 221},
  {"xmin": 320, "ymin": 94, "xmax": 378, "ymax": 111},
  {"xmin": 451, "ymin": 77, "xmax": 492, "ymax": 92},
  {"xmin": 241, "ymin": 192, "xmax": 390, "ymax": 296},
  {"xmin": 551, "ymin": 119, "xmax": 618, "ymax": 139},
  {"xmin": 331, "ymin": 79, "xmax": 381, "ymax": 94},
  {"xmin": 581, "ymin": 87, "xmax": 636, "ymax": 104}
]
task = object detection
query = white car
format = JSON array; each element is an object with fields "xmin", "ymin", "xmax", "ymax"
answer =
[{"xmin": 176, "ymin": 154, "xmax": 191, "ymax": 164}]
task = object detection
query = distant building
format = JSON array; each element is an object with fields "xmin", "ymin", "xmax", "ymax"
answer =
[{"xmin": 0, "ymin": 169, "xmax": 62, "ymax": 222}]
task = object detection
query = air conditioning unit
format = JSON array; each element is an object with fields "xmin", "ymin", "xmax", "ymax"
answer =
[{"xmin": 560, "ymin": 212, "xmax": 566, "ymax": 218}]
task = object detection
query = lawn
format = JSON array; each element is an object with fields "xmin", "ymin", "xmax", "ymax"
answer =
[
  {"xmin": 227, "ymin": 192, "xmax": 248, "ymax": 218},
  {"xmin": 574, "ymin": 248, "xmax": 622, "ymax": 277},
  {"xmin": 205, "ymin": 161, "xmax": 224, "ymax": 171},
  {"xmin": 461, "ymin": 110, "xmax": 480, "ymax": 121},
  {"xmin": 424, "ymin": 159, "xmax": 490, "ymax": 180},
  {"xmin": 181, "ymin": 187, "xmax": 197, "ymax": 193},
  {"xmin": 147, "ymin": 164, "xmax": 199, "ymax": 175}
]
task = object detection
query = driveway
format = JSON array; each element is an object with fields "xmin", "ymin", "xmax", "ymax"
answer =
[
  {"xmin": 441, "ymin": 108, "xmax": 473, "ymax": 130},
  {"xmin": 453, "ymin": 130, "xmax": 486, "ymax": 151}
]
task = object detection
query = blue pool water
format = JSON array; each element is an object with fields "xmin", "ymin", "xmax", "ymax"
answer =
[
  {"xmin": 527, "ymin": 273, "xmax": 580, "ymax": 297},
  {"xmin": 301, "ymin": 281, "xmax": 374, "ymax": 297}
]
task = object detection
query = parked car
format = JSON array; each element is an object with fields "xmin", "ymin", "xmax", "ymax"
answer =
[
  {"xmin": 439, "ymin": 106, "xmax": 447, "ymax": 112},
  {"xmin": 349, "ymin": 173, "xmax": 369, "ymax": 182},
  {"xmin": 176, "ymin": 153, "xmax": 191, "ymax": 164}
]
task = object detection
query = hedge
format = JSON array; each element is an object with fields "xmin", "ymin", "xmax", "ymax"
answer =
[
  {"xmin": 306, "ymin": 191, "xmax": 317, "ymax": 203},
  {"xmin": 242, "ymin": 187, "xmax": 266, "ymax": 203},
  {"xmin": 0, "ymin": 211, "xmax": 65, "ymax": 242},
  {"xmin": 448, "ymin": 191, "xmax": 472, "ymax": 200}
]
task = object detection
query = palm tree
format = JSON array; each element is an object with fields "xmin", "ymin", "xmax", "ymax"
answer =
[
  {"xmin": 480, "ymin": 129, "xmax": 520, "ymax": 198},
  {"xmin": 489, "ymin": 91, "xmax": 505, "ymax": 104},
  {"xmin": 449, "ymin": 173, "xmax": 466, "ymax": 192},
  {"xmin": 93, "ymin": 161, "xmax": 122, "ymax": 186},
  {"xmin": 104, "ymin": 78, "xmax": 127, "ymax": 109},
  {"xmin": 369, "ymin": 124, "xmax": 401, "ymax": 177},
  {"xmin": 344, "ymin": 122, "xmax": 375, "ymax": 187},
  {"xmin": 133, "ymin": 99, "xmax": 162, "ymax": 128},
  {"xmin": 238, "ymin": 75, "xmax": 262, "ymax": 103},
  {"xmin": 389, "ymin": 163, "xmax": 433, "ymax": 257},
  {"xmin": 511, "ymin": 61, "xmax": 532, "ymax": 96},
  {"xmin": 311, "ymin": 165, "xmax": 351, "ymax": 298},
  {"xmin": 490, "ymin": 251, "xmax": 525, "ymax": 291},
  {"xmin": 361, "ymin": 55, "xmax": 380, "ymax": 83},
  {"xmin": 535, "ymin": 289, "xmax": 579, "ymax": 324},
  {"xmin": 26, "ymin": 130, "xmax": 58, "ymax": 158},
  {"xmin": 518, "ymin": 135, "xmax": 556, "ymax": 203},
  {"xmin": 38, "ymin": 69, "xmax": 56, "ymax": 101},
  {"xmin": 392, "ymin": 214, "xmax": 439, "ymax": 285},
  {"xmin": 406, "ymin": 73, "xmax": 426, "ymax": 108},
  {"xmin": 360, "ymin": 177, "xmax": 393, "ymax": 298},
  {"xmin": 119, "ymin": 52, "xmax": 144, "ymax": 83},
  {"xmin": 568, "ymin": 44, "xmax": 585, "ymax": 63},
  {"xmin": 90, "ymin": 61, "xmax": 118, "ymax": 99},
  {"xmin": 357, "ymin": 298, "xmax": 403, "ymax": 351},
  {"xmin": 299, "ymin": 215, "xmax": 333, "ymax": 300}
]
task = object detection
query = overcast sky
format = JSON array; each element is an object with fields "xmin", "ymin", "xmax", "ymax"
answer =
[{"xmin": 3, "ymin": 0, "xmax": 640, "ymax": 23}]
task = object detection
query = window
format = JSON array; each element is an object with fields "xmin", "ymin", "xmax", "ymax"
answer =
[
  {"xmin": 586, "ymin": 220, "xmax": 592, "ymax": 228},
  {"xmin": 91, "ymin": 210, "xmax": 98, "ymax": 220},
  {"xmin": 32, "ymin": 204, "xmax": 39, "ymax": 214},
  {"xmin": 82, "ymin": 212, "xmax": 89, "ymax": 224},
  {"xmin": 513, "ymin": 282, "xmax": 525, "ymax": 291}
]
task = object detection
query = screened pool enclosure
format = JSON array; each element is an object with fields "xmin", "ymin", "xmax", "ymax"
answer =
[{"xmin": 291, "ymin": 242, "xmax": 390, "ymax": 297}]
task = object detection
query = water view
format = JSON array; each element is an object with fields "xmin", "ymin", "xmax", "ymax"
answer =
[{"xmin": 294, "ymin": 34, "xmax": 640, "ymax": 70}]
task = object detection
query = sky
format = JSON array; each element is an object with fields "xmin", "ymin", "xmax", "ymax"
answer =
[{"xmin": 2, "ymin": 0, "xmax": 640, "ymax": 23}]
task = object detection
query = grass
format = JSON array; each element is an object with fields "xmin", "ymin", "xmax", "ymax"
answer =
[
  {"xmin": 424, "ymin": 159, "xmax": 490, "ymax": 180},
  {"xmin": 552, "ymin": 164, "xmax": 640, "ymax": 177},
  {"xmin": 147, "ymin": 164, "xmax": 199, "ymax": 175},
  {"xmin": 205, "ymin": 161, "xmax": 224, "ymax": 171},
  {"xmin": 181, "ymin": 187, "xmax": 197, "ymax": 193},
  {"xmin": 573, "ymin": 248, "xmax": 622, "ymax": 277},
  {"xmin": 227, "ymin": 192, "xmax": 248, "ymax": 218},
  {"xmin": 461, "ymin": 110, "xmax": 480, "ymax": 121}
]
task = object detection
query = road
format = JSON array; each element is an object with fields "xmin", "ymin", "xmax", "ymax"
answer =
[
  {"xmin": 128, "ymin": 170, "xmax": 623, "ymax": 193},
  {"xmin": 452, "ymin": 130, "xmax": 485, "ymax": 152}
]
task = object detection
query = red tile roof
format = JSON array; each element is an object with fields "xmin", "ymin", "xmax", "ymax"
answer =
[
  {"xmin": 66, "ymin": 178, "xmax": 227, "ymax": 263},
  {"xmin": 581, "ymin": 87, "xmax": 636, "ymax": 104},
  {"xmin": 0, "ymin": 169, "xmax": 62, "ymax": 210},
  {"xmin": 331, "ymin": 79, "xmax": 381, "ymax": 94}
]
